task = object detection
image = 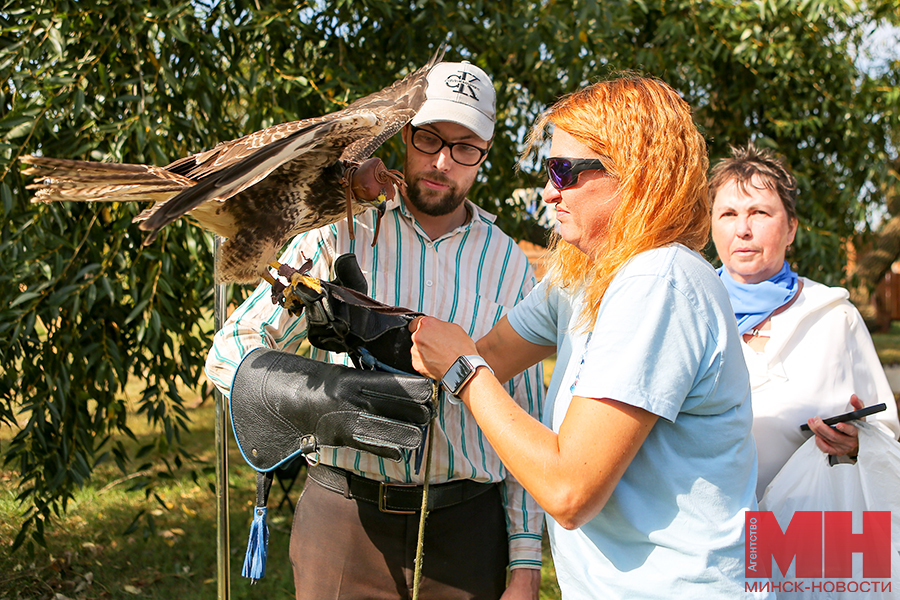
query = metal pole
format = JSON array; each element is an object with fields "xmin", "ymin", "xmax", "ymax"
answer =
[{"xmin": 214, "ymin": 235, "xmax": 231, "ymax": 600}]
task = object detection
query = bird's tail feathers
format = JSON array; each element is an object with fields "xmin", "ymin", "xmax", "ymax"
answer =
[{"xmin": 21, "ymin": 155, "xmax": 193, "ymax": 204}]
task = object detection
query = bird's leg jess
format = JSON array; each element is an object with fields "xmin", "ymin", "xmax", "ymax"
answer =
[
  {"xmin": 340, "ymin": 164, "xmax": 359, "ymax": 241},
  {"xmin": 265, "ymin": 258, "xmax": 317, "ymax": 314}
]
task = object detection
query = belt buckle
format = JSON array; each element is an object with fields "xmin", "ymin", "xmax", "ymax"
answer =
[{"xmin": 377, "ymin": 481, "xmax": 419, "ymax": 515}]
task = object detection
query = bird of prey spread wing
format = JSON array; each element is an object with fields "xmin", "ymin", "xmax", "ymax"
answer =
[{"xmin": 22, "ymin": 46, "xmax": 445, "ymax": 283}]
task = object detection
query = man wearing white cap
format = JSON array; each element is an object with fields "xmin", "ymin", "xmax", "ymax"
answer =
[{"xmin": 206, "ymin": 60, "xmax": 545, "ymax": 599}]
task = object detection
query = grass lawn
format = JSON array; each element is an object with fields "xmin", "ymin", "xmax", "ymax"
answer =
[
  {"xmin": 0, "ymin": 401, "xmax": 297, "ymax": 599},
  {"xmin": 871, "ymin": 321, "xmax": 900, "ymax": 365},
  {"xmin": 0, "ymin": 371, "xmax": 562, "ymax": 600}
]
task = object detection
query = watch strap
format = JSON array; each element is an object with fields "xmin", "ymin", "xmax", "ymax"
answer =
[{"xmin": 442, "ymin": 355, "xmax": 494, "ymax": 403}]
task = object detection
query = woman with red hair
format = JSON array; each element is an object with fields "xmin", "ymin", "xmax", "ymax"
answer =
[{"xmin": 411, "ymin": 76, "xmax": 769, "ymax": 598}]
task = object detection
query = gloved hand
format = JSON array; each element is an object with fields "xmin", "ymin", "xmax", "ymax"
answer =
[
  {"xmin": 230, "ymin": 347, "xmax": 436, "ymax": 470},
  {"xmin": 269, "ymin": 253, "xmax": 423, "ymax": 374}
]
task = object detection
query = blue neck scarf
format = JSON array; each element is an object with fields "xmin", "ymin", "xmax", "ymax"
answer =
[{"xmin": 717, "ymin": 261, "xmax": 799, "ymax": 335}]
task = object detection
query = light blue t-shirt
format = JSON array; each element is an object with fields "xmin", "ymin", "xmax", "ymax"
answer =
[{"xmin": 508, "ymin": 244, "xmax": 769, "ymax": 599}]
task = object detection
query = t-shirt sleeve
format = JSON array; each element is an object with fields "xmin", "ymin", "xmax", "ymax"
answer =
[
  {"xmin": 506, "ymin": 279, "xmax": 559, "ymax": 347},
  {"xmin": 571, "ymin": 274, "xmax": 710, "ymax": 422}
]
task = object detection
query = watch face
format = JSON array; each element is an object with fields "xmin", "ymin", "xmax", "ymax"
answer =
[{"xmin": 443, "ymin": 357, "xmax": 474, "ymax": 394}]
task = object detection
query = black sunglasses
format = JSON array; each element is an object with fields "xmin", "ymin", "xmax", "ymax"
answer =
[
  {"xmin": 545, "ymin": 157, "xmax": 608, "ymax": 190},
  {"xmin": 409, "ymin": 125, "xmax": 490, "ymax": 167}
]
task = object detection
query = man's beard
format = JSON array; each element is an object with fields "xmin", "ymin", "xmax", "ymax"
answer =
[{"xmin": 404, "ymin": 171, "xmax": 469, "ymax": 217}]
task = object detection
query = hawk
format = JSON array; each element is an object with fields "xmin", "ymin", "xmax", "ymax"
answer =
[{"xmin": 22, "ymin": 46, "xmax": 445, "ymax": 284}]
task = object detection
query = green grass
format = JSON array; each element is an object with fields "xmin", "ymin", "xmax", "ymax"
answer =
[
  {"xmin": 871, "ymin": 321, "xmax": 900, "ymax": 365},
  {"xmin": 0, "ymin": 402, "xmax": 297, "ymax": 599},
  {"xmin": 0, "ymin": 375, "xmax": 562, "ymax": 600}
]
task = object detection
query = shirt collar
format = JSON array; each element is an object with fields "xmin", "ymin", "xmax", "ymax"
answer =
[{"xmin": 388, "ymin": 196, "xmax": 497, "ymax": 241}]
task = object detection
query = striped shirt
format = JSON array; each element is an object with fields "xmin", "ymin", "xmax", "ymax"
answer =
[{"xmin": 206, "ymin": 197, "xmax": 546, "ymax": 569}]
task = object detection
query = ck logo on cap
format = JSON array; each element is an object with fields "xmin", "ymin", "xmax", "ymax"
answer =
[{"xmin": 444, "ymin": 71, "xmax": 481, "ymax": 100}]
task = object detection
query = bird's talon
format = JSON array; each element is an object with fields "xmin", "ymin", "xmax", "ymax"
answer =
[{"xmin": 294, "ymin": 274, "xmax": 323, "ymax": 294}]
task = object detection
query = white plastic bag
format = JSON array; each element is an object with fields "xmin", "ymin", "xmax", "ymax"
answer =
[{"xmin": 759, "ymin": 422, "xmax": 900, "ymax": 599}]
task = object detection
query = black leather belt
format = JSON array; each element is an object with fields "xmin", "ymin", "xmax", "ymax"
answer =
[{"xmin": 308, "ymin": 464, "xmax": 495, "ymax": 514}]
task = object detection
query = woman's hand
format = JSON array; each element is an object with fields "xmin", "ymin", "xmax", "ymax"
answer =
[
  {"xmin": 409, "ymin": 316, "xmax": 478, "ymax": 381},
  {"xmin": 807, "ymin": 394, "xmax": 864, "ymax": 458}
]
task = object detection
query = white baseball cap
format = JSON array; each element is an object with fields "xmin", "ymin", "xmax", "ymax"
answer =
[{"xmin": 411, "ymin": 61, "xmax": 496, "ymax": 142}]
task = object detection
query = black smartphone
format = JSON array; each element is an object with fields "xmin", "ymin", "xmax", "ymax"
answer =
[{"xmin": 799, "ymin": 403, "xmax": 887, "ymax": 431}]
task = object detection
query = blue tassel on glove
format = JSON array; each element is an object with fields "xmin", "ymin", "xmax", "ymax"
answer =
[
  {"xmin": 242, "ymin": 505, "xmax": 269, "ymax": 582},
  {"xmin": 242, "ymin": 471, "xmax": 273, "ymax": 582}
]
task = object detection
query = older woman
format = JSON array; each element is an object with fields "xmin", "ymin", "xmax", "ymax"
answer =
[
  {"xmin": 410, "ymin": 77, "xmax": 770, "ymax": 599},
  {"xmin": 710, "ymin": 143, "xmax": 900, "ymax": 500}
]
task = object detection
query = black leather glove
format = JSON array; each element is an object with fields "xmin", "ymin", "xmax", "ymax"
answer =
[
  {"xmin": 230, "ymin": 348, "xmax": 436, "ymax": 470},
  {"xmin": 269, "ymin": 253, "xmax": 423, "ymax": 374}
]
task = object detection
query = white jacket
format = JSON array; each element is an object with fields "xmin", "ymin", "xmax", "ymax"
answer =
[{"xmin": 745, "ymin": 277, "xmax": 900, "ymax": 499}]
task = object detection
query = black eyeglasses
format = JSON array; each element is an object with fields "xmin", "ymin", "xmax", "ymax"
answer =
[
  {"xmin": 410, "ymin": 125, "xmax": 490, "ymax": 167},
  {"xmin": 545, "ymin": 157, "xmax": 608, "ymax": 190}
]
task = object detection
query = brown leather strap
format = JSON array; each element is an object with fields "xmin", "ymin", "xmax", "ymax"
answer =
[{"xmin": 308, "ymin": 464, "xmax": 495, "ymax": 514}]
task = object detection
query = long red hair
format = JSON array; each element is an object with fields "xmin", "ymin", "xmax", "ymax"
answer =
[{"xmin": 526, "ymin": 76, "xmax": 709, "ymax": 330}]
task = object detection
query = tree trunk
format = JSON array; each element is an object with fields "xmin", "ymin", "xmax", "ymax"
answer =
[{"xmin": 850, "ymin": 156, "xmax": 900, "ymax": 332}]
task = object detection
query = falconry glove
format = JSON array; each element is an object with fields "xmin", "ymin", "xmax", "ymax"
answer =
[
  {"xmin": 230, "ymin": 347, "xmax": 436, "ymax": 581},
  {"xmin": 238, "ymin": 255, "xmax": 433, "ymax": 582},
  {"xmin": 230, "ymin": 347, "xmax": 436, "ymax": 469},
  {"xmin": 269, "ymin": 253, "xmax": 423, "ymax": 374}
]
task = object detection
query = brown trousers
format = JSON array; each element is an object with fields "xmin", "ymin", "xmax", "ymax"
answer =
[{"xmin": 289, "ymin": 477, "xmax": 509, "ymax": 600}]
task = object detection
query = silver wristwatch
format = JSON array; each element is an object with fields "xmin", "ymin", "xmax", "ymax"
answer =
[{"xmin": 441, "ymin": 355, "xmax": 494, "ymax": 402}]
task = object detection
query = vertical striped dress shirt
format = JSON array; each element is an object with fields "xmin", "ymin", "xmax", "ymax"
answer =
[{"xmin": 206, "ymin": 197, "xmax": 547, "ymax": 569}]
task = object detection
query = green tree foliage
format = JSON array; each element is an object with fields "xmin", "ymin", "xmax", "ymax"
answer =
[{"xmin": 1, "ymin": 0, "xmax": 898, "ymax": 547}]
